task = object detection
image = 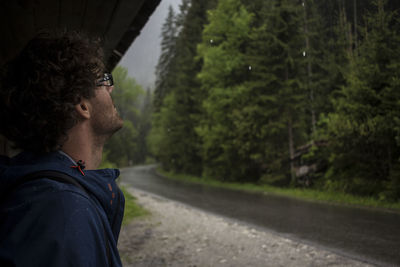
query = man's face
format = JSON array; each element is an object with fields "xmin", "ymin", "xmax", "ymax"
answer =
[{"xmin": 89, "ymin": 81, "xmax": 123, "ymax": 138}]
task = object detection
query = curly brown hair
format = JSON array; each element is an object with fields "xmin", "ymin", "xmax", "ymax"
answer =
[{"xmin": 0, "ymin": 30, "xmax": 105, "ymax": 153}]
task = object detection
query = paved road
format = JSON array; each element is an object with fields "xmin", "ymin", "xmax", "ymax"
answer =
[{"xmin": 121, "ymin": 165, "xmax": 400, "ymax": 266}]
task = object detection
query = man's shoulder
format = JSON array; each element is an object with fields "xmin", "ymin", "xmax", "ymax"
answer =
[
  {"xmin": 0, "ymin": 178, "xmax": 105, "ymax": 247},
  {"xmin": 1, "ymin": 151, "xmax": 85, "ymax": 200},
  {"xmin": 0, "ymin": 178, "xmax": 110, "ymax": 267}
]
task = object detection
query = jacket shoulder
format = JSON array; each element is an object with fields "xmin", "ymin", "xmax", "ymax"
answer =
[{"xmin": 0, "ymin": 189, "xmax": 110, "ymax": 267}]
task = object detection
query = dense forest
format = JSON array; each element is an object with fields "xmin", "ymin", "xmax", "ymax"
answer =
[{"xmin": 130, "ymin": 0, "xmax": 400, "ymax": 202}]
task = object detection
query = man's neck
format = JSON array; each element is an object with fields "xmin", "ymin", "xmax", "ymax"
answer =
[
  {"xmin": 61, "ymin": 146, "xmax": 103, "ymax": 170},
  {"xmin": 61, "ymin": 123, "xmax": 105, "ymax": 170}
]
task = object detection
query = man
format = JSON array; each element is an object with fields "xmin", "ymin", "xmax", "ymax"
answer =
[{"xmin": 0, "ymin": 30, "xmax": 125, "ymax": 266}]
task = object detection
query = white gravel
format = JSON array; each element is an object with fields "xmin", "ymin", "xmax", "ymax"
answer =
[{"xmin": 118, "ymin": 187, "xmax": 373, "ymax": 267}]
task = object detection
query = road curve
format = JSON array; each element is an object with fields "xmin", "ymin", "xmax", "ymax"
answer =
[{"xmin": 120, "ymin": 165, "xmax": 400, "ymax": 266}]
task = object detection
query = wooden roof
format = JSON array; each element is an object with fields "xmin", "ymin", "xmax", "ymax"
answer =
[{"xmin": 0, "ymin": 0, "xmax": 161, "ymax": 70}]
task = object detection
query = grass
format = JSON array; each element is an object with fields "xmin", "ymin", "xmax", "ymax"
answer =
[
  {"xmin": 158, "ymin": 169, "xmax": 400, "ymax": 212},
  {"xmin": 120, "ymin": 186, "xmax": 149, "ymax": 225}
]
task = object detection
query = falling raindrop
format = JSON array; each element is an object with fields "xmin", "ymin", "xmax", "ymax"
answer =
[
  {"xmin": 303, "ymin": 51, "xmax": 306, "ymax": 57},
  {"xmin": 248, "ymin": 66, "xmax": 252, "ymax": 71},
  {"xmin": 302, "ymin": 2, "xmax": 305, "ymax": 7},
  {"xmin": 210, "ymin": 39, "xmax": 214, "ymax": 43}
]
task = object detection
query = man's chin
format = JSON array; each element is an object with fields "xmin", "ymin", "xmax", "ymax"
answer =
[
  {"xmin": 112, "ymin": 118, "xmax": 124, "ymax": 134},
  {"xmin": 105, "ymin": 122, "xmax": 123, "ymax": 141},
  {"xmin": 116, "ymin": 121, "xmax": 124, "ymax": 131},
  {"xmin": 108, "ymin": 116, "xmax": 123, "ymax": 133},
  {"xmin": 117, "ymin": 117, "xmax": 124, "ymax": 129}
]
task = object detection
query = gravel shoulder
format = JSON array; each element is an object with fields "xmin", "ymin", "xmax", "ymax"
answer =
[{"xmin": 118, "ymin": 186, "xmax": 373, "ymax": 267}]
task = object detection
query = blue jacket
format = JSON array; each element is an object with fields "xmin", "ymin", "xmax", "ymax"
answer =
[{"xmin": 0, "ymin": 151, "xmax": 125, "ymax": 267}]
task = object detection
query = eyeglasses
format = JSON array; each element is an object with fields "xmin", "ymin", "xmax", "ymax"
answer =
[{"xmin": 96, "ymin": 73, "xmax": 113, "ymax": 87}]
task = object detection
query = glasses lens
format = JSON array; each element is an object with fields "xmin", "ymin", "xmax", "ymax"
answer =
[
  {"xmin": 104, "ymin": 73, "xmax": 113, "ymax": 86},
  {"xmin": 96, "ymin": 73, "xmax": 113, "ymax": 87}
]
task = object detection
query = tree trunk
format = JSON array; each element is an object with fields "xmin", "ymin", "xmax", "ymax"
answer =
[
  {"xmin": 285, "ymin": 65, "xmax": 296, "ymax": 185},
  {"xmin": 288, "ymin": 116, "xmax": 295, "ymax": 185},
  {"xmin": 354, "ymin": 0, "xmax": 357, "ymax": 50},
  {"xmin": 303, "ymin": 0, "xmax": 316, "ymax": 136}
]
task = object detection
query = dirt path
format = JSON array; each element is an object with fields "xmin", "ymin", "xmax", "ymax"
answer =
[{"xmin": 118, "ymin": 187, "xmax": 373, "ymax": 267}]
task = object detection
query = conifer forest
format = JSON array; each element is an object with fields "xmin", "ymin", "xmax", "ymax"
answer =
[{"xmin": 147, "ymin": 0, "xmax": 400, "ymax": 202}]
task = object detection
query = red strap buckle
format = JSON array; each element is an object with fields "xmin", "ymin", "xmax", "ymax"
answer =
[{"xmin": 71, "ymin": 160, "xmax": 86, "ymax": 176}]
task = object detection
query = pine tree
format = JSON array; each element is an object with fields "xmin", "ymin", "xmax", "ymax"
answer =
[
  {"xmin": 197, "ymin": 0, "xmax": 254, "ymax": 181},
  {"xmin": 154, "ymin": 5, "xmax": 178, "ymax": 111},
  {"xmin": 149, "ymin": 0, "xmax": 217, "ymax": 175},
  {"xmin": 325, "ymin": 0, "xmax": 400, "ymax": 199},
  {"xmin": 247, "ymin": 0, "xmax": 307, "ymax": 184},
  {"xmin": 197, "ymin": 0, "xmax": 309, "ymax": 183},
  {"xmin": 135, "ymin": 88, "xmax": 153, "ymax": 164}
]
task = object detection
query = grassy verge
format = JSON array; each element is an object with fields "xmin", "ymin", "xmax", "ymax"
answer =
[
  {"xmin": 158, "ymin": 169, "xmax": 400, "ymax": 212},
  {"xmin": 120, "ymin": 186, "xmax": 149, "ymax": 225}
]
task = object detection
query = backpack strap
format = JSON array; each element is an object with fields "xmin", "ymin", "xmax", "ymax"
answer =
[
  {"xmin": 2, "ymin": 170, "xmax": 112, "ymax": 266},
  {"xmin": 17, "ymin": 170, "xmax": 89, "ymax": 194}
]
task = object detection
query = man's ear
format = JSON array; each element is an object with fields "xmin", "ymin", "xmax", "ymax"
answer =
[{"xmin": 75, "ymin": 99, "xmax": 91, "ymax": 120}]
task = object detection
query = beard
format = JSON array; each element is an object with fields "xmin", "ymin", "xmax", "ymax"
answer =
[{"xmin": 91, "ymin": 102, "xmax": 124, "ymax": 141}]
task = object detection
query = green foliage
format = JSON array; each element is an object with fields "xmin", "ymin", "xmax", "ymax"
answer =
[
  {"xmin": 120, "ymin": 186, "xmax": 149, "ymax": 226},
  {"xmin": 324, "ymin": 0, "xmax": 400, "ymax": 199},
  {"xmin": 154, "ymin": 6, "xmax": 178, "ymax": 111},
  {"xmin": 196, "ymin": 0, "xmax": 256, "ymax": 181},
  {"xmin": 99, "ymin": 151, "xmax": 117, "ymax": 169},
  {"xmin": 148, "ymin": 92, "xmax": 182, "ymax": 170},
  {"xmin": 158, "ymin": 168, "xmax": 400, "ymax": 211},
  {"xmin": 111, "ymin": 66, "xmax": 143, "ymax": 122},
  {"xmin": 149, "ymin": 0, "xmax": 400, "ymax": 204},
  {"xmin": 135, "ymin": 89, "xmax": 153, "ymax": 164},
  {"xmin": 196, "ymin": 0, "xmax": 309, "ymax": 183},
  {"xmin": 149, "ymin": 0, "xmax": 217, "ymax": 175},
  {"xmin": 105, "ymin": 120, "xmax": 139, "ymax": 167}
]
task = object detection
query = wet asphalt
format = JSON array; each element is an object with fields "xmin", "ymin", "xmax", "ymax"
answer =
[{"xmin": 120, "ymin": 165, "xmax": 400, "ymax": 266}]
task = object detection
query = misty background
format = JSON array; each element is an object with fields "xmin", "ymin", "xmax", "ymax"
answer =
[{"xmin": 119, "ymin": 0, "xmax": 181, "ymax": 90}]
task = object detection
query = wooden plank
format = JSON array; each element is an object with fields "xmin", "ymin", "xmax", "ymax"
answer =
[
  {"xmin": 0, "ymin": 1, "xmax": 36, "ymax": 65},
  {"xmin": 32, "ymin": 0, "xmax": 60, "ymax": 29},
  {"xmin": 0, "ymin": 0, "xmax": 159, "ymax": 71},
  {"xmin": 81, "ymin": 0, "xmax": 116, "ymax": 37},
  {"xmin": 59, "ymin": 0, "xmax": 87, "ymax": 29}
]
